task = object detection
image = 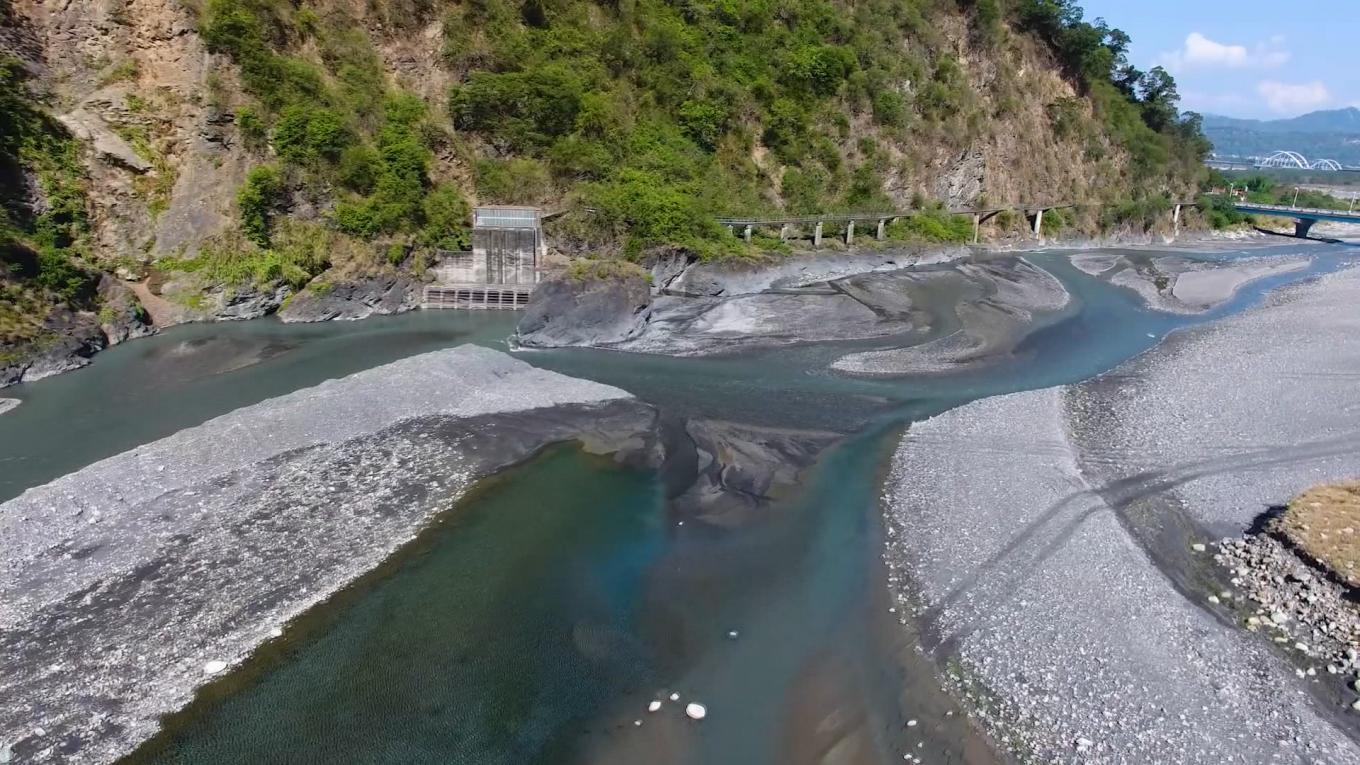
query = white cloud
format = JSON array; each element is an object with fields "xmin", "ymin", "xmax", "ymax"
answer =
[
  {"xmin": 1257, "ymin": 80, "xmax": 1332, "ymax": 114},
  {"xmin": 1156, "ymin": 32, "xmax": 1290, "ymax": 70}
]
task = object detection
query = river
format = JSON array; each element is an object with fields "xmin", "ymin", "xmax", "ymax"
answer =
[{"xmin": 0, "ymin": 243, "xmax": 1350, "ymax": 764}]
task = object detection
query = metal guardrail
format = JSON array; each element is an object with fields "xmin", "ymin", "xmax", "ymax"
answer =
[
  {"xmin": 715, "ymin": 203, "xmax": 1100, "ymax": 228},
  {"xmin": 1233, "ymin": 202, "xmax": 1360, "ymax": 218}
]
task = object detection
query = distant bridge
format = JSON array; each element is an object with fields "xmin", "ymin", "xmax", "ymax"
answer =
[
  {"xmin": 718, "ymin": 200, "xmax": 1196, "ymax": 245},
  {"xmin": 1256, "ymin": 151, "xmax": 1346, "ymax": 171},
  {"xmin": 1233, "ymin": 201, "xmax": 1360, "ymax": 238},
  {"xmin": 1209, "ymin": 151, "xmax": 1357, "ymax": 173}
]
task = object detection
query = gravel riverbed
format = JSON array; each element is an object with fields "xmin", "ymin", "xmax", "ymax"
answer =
[{"xmin": 884, "ymin": 262, "xmax": 1360, "ymax": 762}]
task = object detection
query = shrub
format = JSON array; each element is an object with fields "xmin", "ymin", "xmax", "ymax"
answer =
[
  {"xmin": 678, "ymin": 99, "xmax": 728, "ymax": 150},
  {"xmin": 887, "ymin": 208, "xmax": 973, "ymax": 243},
  {"xmin": 450, "ymin": 65, "xmax": 585, "ymax": 152},
  {"xmin": 565, "ymin": 257, "xmax": 652, "ymax": 283},
  {"xmin": 785, "ymin": 44, "xmax": 856, "ymax": 96},
  {"xmin": 475, "ymin": 158, "xmax": 552, "ymax": 204},
  {"xmin": 583, "ymin": 169, "xmax": 733, "ymax": 258},
  {"xmin": 337, "ymin": 144, "xmax": 380, "ymax": 193},
  {"xmin": 235, "ymin": 106, "xmax": 268, "ymax": 149},
  {"xmin": 272, "ymin": 106, "xmax": 351, "ymax": 162},
  {"xmin": 420, "ymin": 185, "xmax": 471, "ymax": 248},
  {"xmin": 237, "ymin": 164, "xmax": 283, "ymax": 247}
]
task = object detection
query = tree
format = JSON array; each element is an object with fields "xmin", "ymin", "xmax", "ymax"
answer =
[{"xmin": 1137, "ymin": 66, "xmax": 1180, "ymax": 133}]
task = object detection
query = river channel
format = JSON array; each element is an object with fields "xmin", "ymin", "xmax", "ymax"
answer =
[{"xmin": 0, "ymin": 243, "xmax": 1350, "ymax": 764}]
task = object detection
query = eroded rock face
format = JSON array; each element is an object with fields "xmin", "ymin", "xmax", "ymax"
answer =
[
  {"xmin": 0, "ymin": 346, "xmax": 660, "ymax": 764},
  {"xmin": 517, "ymin": 275, "xmax": 652, "ymax": 348},
  {"xmin": 678, "ymin": 419, "xmax": 840, "ymax": 524},
  {"xmin": 278, "ymin": 275, "xmax": 419, "ymax": 323},
  {"xmin": 0, "ymin": 305, "xmax": 106, "ymax": 387},
  {"xmin": 832, "ymin": 257, "xmax": 1071, "ymax": 375},
  {"xmin": 9, "ymin": 0, "xmax": 247, "ymax": 263}
]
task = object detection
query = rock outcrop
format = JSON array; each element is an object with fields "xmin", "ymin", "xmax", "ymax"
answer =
[
  {"xmin": 677, "ymin": 419, "xmax": 840, "ymax": 525},
  {"xmin": 278, "ymin": 275, "xmax": 419, "ymax": 323},
  {"xmin": 0, "ymin": 305, "xmax": 106, "ymax": 387},
  {"xmin": 95, "ymin": 274, "xmax": 155, "ymax": 345},
  {"xmin": 517, "ymin": 273, "xmax": 652, "ymax": 348}
]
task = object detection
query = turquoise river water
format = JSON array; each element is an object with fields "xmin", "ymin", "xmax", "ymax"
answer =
[{"xmin": 0, "ymin": 244, "xmax": 1352, "ymax": 765}]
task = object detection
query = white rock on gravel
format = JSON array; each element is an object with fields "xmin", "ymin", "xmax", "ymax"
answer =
[{"xmin": 685, "ymin": 703, "xmax": 707, "ymax": 720}]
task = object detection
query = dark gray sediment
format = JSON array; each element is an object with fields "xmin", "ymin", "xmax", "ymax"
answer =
[
  {"xmin": 883, "ymin": 264, "xmax": 1360, "ymax": 762},
  {"xmin": 832, "ymin": 258, "xmax": 1070, "ymax": 375},
  {"xmin": 0, "ymin": 346, "xmax": 659, "ymax": 764}
]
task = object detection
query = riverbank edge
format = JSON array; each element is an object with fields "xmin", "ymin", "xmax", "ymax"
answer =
[{"xmin": 0, "ymin": 227, "xmax": 1274, "ymax": 390}]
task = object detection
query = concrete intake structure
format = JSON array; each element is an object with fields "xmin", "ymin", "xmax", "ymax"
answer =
[{"xmin": 425, "ymin": 206, "xmax": 545, "ymax": 309}]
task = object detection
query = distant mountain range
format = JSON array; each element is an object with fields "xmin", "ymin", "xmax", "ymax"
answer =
[
  {"xmin": 1202, "ymin": 108, "xmax": 1360, "ymax": 166},
  {"xmin": 1203, "ymin": 107, "xmax": 1360, "ymax": 135}
]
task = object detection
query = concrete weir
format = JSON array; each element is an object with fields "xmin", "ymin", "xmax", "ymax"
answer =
[{"xmin": 0, "ymin": 346, "xmax": 659, "ymax": 764}]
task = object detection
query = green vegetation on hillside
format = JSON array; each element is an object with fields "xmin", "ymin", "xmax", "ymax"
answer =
[
  {"xmin": 194, "ymin": 0, "xmax": 1210, "ymax": 263},
  {"xmin": 193, "ymin": 0, "xmax": 471, "ymax": 281},
  {"xmin": 0, "ymin": 56, "xmax": 97, "ymax": 349}
]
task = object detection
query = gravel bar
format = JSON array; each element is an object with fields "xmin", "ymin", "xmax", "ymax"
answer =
[
  {"xmin": 0, "ymin": 345, "xmax": 658, "ymax": 764},
  {"xmin": 884, "ymin": 264, "xmax": 1360, "ymax": 762}
]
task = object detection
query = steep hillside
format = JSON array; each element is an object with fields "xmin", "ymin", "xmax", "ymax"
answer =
[{"xmin": 0, "ymin": 0, "xmax": 1211, "ymax": 381}]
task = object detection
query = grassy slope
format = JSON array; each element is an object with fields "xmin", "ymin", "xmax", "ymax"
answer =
[{"xmin": 0, "ymin": 57, "xmax": 99, "ymax": 358}]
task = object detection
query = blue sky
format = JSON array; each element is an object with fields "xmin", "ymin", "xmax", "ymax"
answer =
[{"xmin": 1078, "ymin": 1, "xmax": 1356, "ymax": 119}]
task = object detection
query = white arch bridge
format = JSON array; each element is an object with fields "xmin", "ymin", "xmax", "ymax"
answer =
[{"xmin": 1256, "ymin": 151, "xmax": 1344, "ymax": 172}]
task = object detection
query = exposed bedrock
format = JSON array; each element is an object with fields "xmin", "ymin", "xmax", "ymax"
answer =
[
  {"xmin": 517, "ymin": 248, "xmax": 969, "ymax": 355},
  {"xmin": 277, "ymin": 274, "xmax": 420, "ymax": 323},
  {"xmin": 1072, "ymin": 251, "xmax": 1311, "ymax": 314},
  {"xmin": 516, "ymin": 273, "xmax": 653, "ymax": 349},
  {"xmin": 832, "ymin": 257, "xmax": 1071, "ymax": 375},
  {"xmin": 676, "ymin": 419, "xmax": 841, "ymax": 525},
  {"xmin": 0, "ymin": 346, "xmax": 661, "ymax": 764},
  {"xmin": 884, "ymin": 387, "xmax": 1360, "ymax": 764}
]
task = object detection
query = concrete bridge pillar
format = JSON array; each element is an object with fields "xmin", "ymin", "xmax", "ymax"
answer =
[
  {"xmin": 1172, "ymin": 204, "xmax": 1182, "ymax": 238},
  {"xmin": 1295, "ymin": 218, "xmax": 1316, "ymax": 238},
  {"xmin": 1030, "ymin": 209, "xmax": 1044, "ymax": 239},
  {"xmin": 876, "ymin": 219, "xmax": 886, "ymax": 240},
  {"xmin": 779, "ymin": 224, "xmax": 790, "ymax": 243},
  {"xmin": 813, "ymin": 221, "xmax": 823, "ymax": 248},
  {"xmin": 845, "ymin": 220, "xmax": 855, "ymax": 245},
  {"xmin": 743, "ymin": 224, "xmax": 753, "ymax": 243},
  {"xmin": 972, "ymin": 214, "xmax": 981, "ymax": 245}
]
